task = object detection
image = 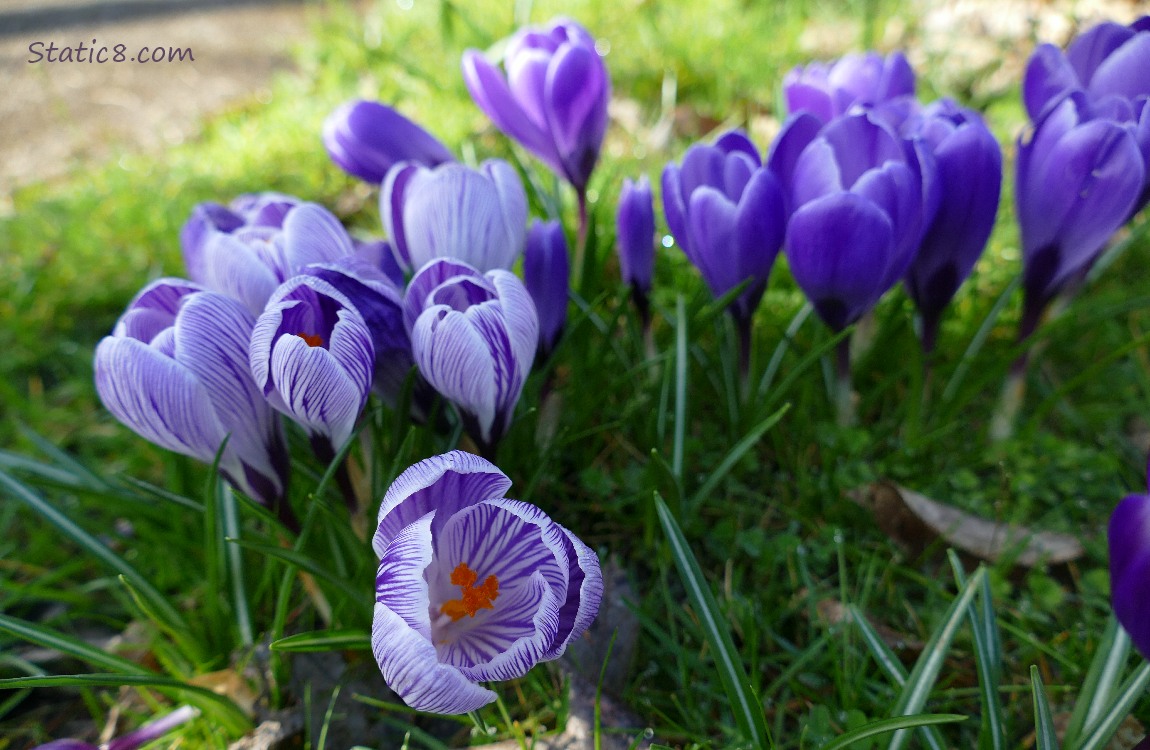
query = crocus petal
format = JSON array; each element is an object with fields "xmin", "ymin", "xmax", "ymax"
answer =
[
  {"xmin": 1023, "ymin": 44, "xmax": 1082, "ymax": 120},
  {"xmin": 523, "ymin": 220, "xmax": 569, "ymax": 356},
  {"xmin": 403, "ymin": 258, "xmax": 494, "ymax": 334},
  {"xmin": 616, "ymin": 175, "xmax": 655, "ymax": 291},
  {"xmin": 380, "ymin": 162, "xmax": 424, "ymax": 269},
  {"xmin": 376, "ymin": 512, "xmax": 436, "ymax": 641},
  {"xmin": 282, "ymin": 203, "xmax": 356, "ymax": 272},
  {"xmin": 1067, "ymin": 21, "xmax": 1137, "ymax": 87},
  {"xmin": 541, "ymin": 524, "xmax": 604, "ymax": 660},
  {"xmin": 462, "ymin": 49, "xmax": 557, "ymax": 163},
  {"xmin": 1089, "ymin": 33, "xmax": 1150, "ymax": 101},
  {"xmin": 413, "ymin": 305, "xmax": 501, "ymax": 443},
  {"xmin": 487, "ymin": 270, "xmax": 539, "ymax": 383},
  {"xmin": 323, "ymin": 99, "xmax": 454, "ymax": 185},
  {"xmin": 544, "ymin": 43, "xmax": 609, "ymax": 188},
  {"xmin": 268, "ymin": 333, "xmax": 367, "ymax": 450},
  {"xmin": 1109, "ymin": 493, "xmax": 1150, "ymax": 660}
]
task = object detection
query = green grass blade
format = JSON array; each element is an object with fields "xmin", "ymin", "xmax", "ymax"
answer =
[
  {"xmin": 820, "ymin": 714, "xmax": 966, "ymax": 750},
  {"xmin": 227, "ymin": 537, "xmax": 364, "ymax": 601},
  {"xmin": 0, "ymin": 613, "xmax": 150, "ymax": 675},
  {"xmin": 1062, "ymin": 616, "xmax": 1129, "ymax": 748},
  {"xmin": 1031, "ymin": 666, "xmax": 1061, "ymax": 750},
  {"xmin": 220, "ymin": 484, "xmax": 254, "ymax": 647},
  {"xmin": 940, "ymin": 275, "xmax": 1020, "ymax": 406},
  {"xmin": 1075, "ymin": 661, "xmax": 1150, "ymax": 750},
  {"xmin": 756, "ymin": 302, "xmax": 811, "ymax": 401},
  {"xmin": 672, "ymin": 296, "xmax": 688, "ymax": 481},
  {"xmin": 654, "ymin": 492, "xmax": 771, "ymax": 750},
  {"xmin": 0, "ymin": 468, "xmax": 185, "ymax": 631},
  {"xmin": 0, "ymin": 673, "xmax": 249, "ymax": 734},
  {"xmin": 688, "ymin": 404, "xmax": 790, "ymax": 512},
  {"xmin": 949, "ymin": 553, "xmax": 1006, "ymax": 750},
  {"xmin": 270, "ymin": 629, "xmax": 371, "ymax": 653},
  {"xmin": 887, "ymin": 567, "xmax": 984, "ymax": 750}
]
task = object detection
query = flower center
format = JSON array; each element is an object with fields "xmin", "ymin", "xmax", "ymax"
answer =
[
  {"xmin": 297, "ymin": 332, "xmax": 325, "ymax": 347},
  {"xmin": 440, "ymin": 562, "xmax": 499, "ymax": 621}
]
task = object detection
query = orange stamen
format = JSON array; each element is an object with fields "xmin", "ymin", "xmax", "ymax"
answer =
[
  {"xmin": 297, "ymin": 333, "xmax": 324, "ymax": 347},
  {"xmin": 441, "ymin": 562, "xmax": 499, "ymax": 621}
]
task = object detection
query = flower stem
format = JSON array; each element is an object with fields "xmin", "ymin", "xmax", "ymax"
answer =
[
  {"xmin": 989, "ymin": 295, "xmax": 1044, "ymax": 442},
  {"xmin": 835, "ymin": 335, "xmax": 855, "ymax": 428},
  {"xmin": 573, "ymin": 188, "xmax": 589, "ymax": 292}
]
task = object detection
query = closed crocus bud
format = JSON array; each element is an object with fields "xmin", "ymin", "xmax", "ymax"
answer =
[
  {"xmin": 1110, "ymin": 491, "xmax": 1150, "ymax": 660},
  {"xmin": 185, "ymin": 202, "xmax": 357, "ymax": 316},
  {"xmin": 382, "ymin": 160, "xmax": 528, "ymax": 274},
  {"xmin": 462, "ymin": 18, "xmax": 610, "ymax": 194},
  {"xmin": 250, "ymin": 275, "xmax": 375, "ymax": 455},
  {"xmin": 180, "ymin": 193, "xmax": 300, "ymax": 278},
  {"xmin": 904, "ymin": 99, "xmax": 1003, "ymax": 352},
  {"xmin": 784, "ymin": 51, "xmax": 915, "ymax": 123},
  {"xmin": 95, "ymin": 280, "xmax": 288, "ymax": 510},
  {"xmin": 406, "ymin": 259, "xmax": 538, "ymax": 456},
  {"xmin": 323, "ymin": 99, "xmax": 455, "ymax": 185},
  {"xmin": 371, "ymin": 451, "xmax": 602, "ymax": 714},
  {"xmin": 615, "ymin": 175, "xmax": 655, "ymax": 320},
  {"xmin": 1016, "ymin": 92, "xmax": 1144, "ymax": 338},
  {"xmin": 662, "ymin": 130, "xmax": 787, "ymax": 336},
  {"xmin": 777, "ymin": 111, "xmax": 929, "ymax": 332},
  {"xmin": 523, "ymin": 219, "xmax": 569, "ymax": 359}
]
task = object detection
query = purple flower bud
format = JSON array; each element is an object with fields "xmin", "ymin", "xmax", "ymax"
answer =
[
  {"xmin": 1110, "ymin": 492, "xmax": 1150, "ymax": 660},
  {"xmin": 381, "ymin": 160, "xmax": 528, "ymax": 273},
  {"xmin": 323, "ymin": 99, "xmax": 455, "ymax": 185},
  {"xmin": 784, "ymin": 51, "xmax": 915, "ymax": 123},
  {"xmin": 662, "ymin": 130, "xmax": 786, "ymax": 328},
  {"xmin": 615, "ymin": 175, "xmax": 655, "ymax": 300},
  {"xmin": 183, "ymin": 202, "xmax": 356, "ymax": 315},
  {"xmin": 406, "ymin": 259, "xmax": 538, "ymax": 453},
  {"xmin": 1016, "ymin": 92, "xmax": 1144, "ymax": 335},
  {"xmin": 35, "ymin": 705, "xmax": 200, "ymax": 750},
  {"xmin": 781, "ymin": 111, "xmax": 929, "ymax": 331},
  {"xmin": 250, "ymin": 275, "xmax": 375, "ymax": 453},
  {"xmin": 462, "ymin": 18, "xmax": 610, "ymax": 193},
  {"xmin": 371, "ymin": 451, "xmax": 602, "ymax": 714},
  {"xmin": 95, "ymin": 280, "xmax": 288, "ymax": 507},
  {"xmin": 523, "ymin": 219, "xmax": 569, "ymax": 359},
  {"xmin": 903, "ymin": 99, "xmax": 1003, "ymax": 351}
]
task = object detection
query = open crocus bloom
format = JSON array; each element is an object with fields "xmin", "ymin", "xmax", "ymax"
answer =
[{"xmin": 371, "ymin": 451, "xmax": 603, "ymax": 714}]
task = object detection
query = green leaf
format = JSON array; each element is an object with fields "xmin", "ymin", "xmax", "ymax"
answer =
[
  {"xmin": 0, "ymin": 614, "xmax": 149, "ymax": 675},
  {"xmin": 672, "ymin": 296, "xmax": 688, "ymax": 480},
  {"xmin": 269, "ymin": 629, "xmax": 371, "ymax": 653},
  {"xmin": 688, "ymin": 404, "xmax": 790, "ymax": 512},
  {"xmin": 949, "ymin": 553, "xmax": 1007, "ymax": 750},
  {"xmin": 1075, "ymin": 661, "xmax": 1150, "ymax": 750},
  {"xmin": 654, "ymin": 492, "xmax": 771, "ymax": 750},
  {"xmin": 1062, "ymin": 616, "xmax": 1129, "ymax": 748},
  {"xmin": 1031, "ymin": 666, "xmax": 1060, "ymax": 750},
  {"xmin": 228, "ymin": 537, "xmax": 364, "ymax": 601},
  {"xmin": 820, "ymin": 714, "xmax": 966, "ymax": 750}
]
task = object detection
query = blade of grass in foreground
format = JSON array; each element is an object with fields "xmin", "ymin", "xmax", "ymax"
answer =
[
  {"xmin": 949, "ymin": 552, "xmax": 1007, "ymax": 750},
  {"xmin": 1031, "ymin": 666, "xmax": 1061, "ymax": 750},
  {"xmin": 1075, "ymin": 661, "xmax": 1150, "ymax": 750},
  {"xmin": 687, "ymin": 404, "xmax": 789, "ymax": 513},
  {"xmin": 1061, "ymin": 616, "xmax": 1128, "ymax": 748},
  {"xmin": 820, "ymin": 714, "xmax": 965, "ymax": 750},
  {"xmin": 270, "ymin": 629, "xmax": 371, "ymax": 653},
  {"xmin": 654, "ymin": 492, "xmax": 771, "ymax": 750}
]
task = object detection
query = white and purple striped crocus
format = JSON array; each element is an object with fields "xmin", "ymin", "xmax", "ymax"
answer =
[
  {"xmin": 615, "ymin": 175, "xmax": 655, "ymax": 325},
  {"xmin": 323, "ymin": 99, "xmax": 455, "ymax": 185},
  {"xmin": 903, "ymin": 99, "xmax": 1002, "ymax": 353},
  {"xmin": 180, "ymin": 192, "xmax": 300, "ymax": 269},
  {"xmin": 783, "ymin": 50, "xmax": 915, "ymax": 124},
  {"xmin": 371, "ymin": 451, "xmax": 602, "ymax": 714},
  {"xmin": 523, "ymin": 219, "xmax": 570, "ymax": 360},
  {"xmin": 34, "ymin": 706, "xmax": 199, "ymax": 750},
  {"xmin": 1109, "ymin": 489, "xmax": 1150, "ymax": 660},
  {"xmin": 181, "ymin": 200, "xmax": 357, "ymax": 316},
  {"xmin": 404, "ymin": 259, "xmax": 538, "ymax": 456},
  {"xmin": 95, "ymin": 280, "xmax": 288, "ymax": 510},
  {"xmin": 461, "ymin": 18, "xmax": 610, "ymax": 196},
  {"xmin": 382, "ymin": 159, "xmax": 528, "ymax": 274},
  {"xmin": 250, "ymin": 275, "xmax": 375, "ymax": 456}
]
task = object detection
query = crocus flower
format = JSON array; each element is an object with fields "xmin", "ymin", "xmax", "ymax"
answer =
[
  {"xmin": 180, "ymin": 192, "xmax": 300, "ymax": 271},
  {"xmin": 405, "ymin": 259, "xmax": 538, "ymax": 455},
  {"xmin": 903, "ymin": 99, "xmax": 1003, "ymax": 352},
  {"xmin": 250, "ymin": 275, "xmax": 375, "ymax": 455},
  {"xmin": 523, "ymin": 219, "xmax": 569, "ymax": 359},
  {"xmin": 462, "ymin": 18, "xmax": 610, "ymax": 195},
  {"xmin": 783, "ymin": 51, "xmax": 915, "ymax": 124},
  {"xmin": 371, "ymin": 451, "xmax": 602, "ymax": 714},
  {"xmin": 662, "ymin": 130, "xmax": 787, "ymax": 356},
  {"xmin": 34, "ymin": 706, "xmax": 199, "ymax": 750},
  {"xmin": 95, "ymin": 280, "xmax": 288, "ymax": 510},
  {"xmin": 615, "ymin": 175, "xmax": 655, "ymax": 324},
  {"xmin": 323, "ymin": 99, "xmax": 455, "ymax": 185},
  {"xmin": 183, "ymin": 201, "xmax": 357, "ymax": 316},
  {"xmin": 1015, "ymin": 92, "xmax": 1144, "ymax": 338},
  {"xmin": 382, "ymin": 160, "xmax": 528, "ymax": 273},
  {"xmin": 1109, "ymin": 491, "xmax": 1150, "ymax": 660}
]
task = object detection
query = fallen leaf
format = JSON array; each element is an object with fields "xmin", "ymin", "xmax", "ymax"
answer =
[{"xmin": 850, "ymin": 481, "xmax": 1084, "ymax": 568}]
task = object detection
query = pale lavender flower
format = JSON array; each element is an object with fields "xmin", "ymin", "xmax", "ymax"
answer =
[
  {"xmin": 95, "ymin": 280, "xmax": 288, "ymax": 509},
  {"xmin": 371, "ymin": 451, "xmax": 603, "ymax": 714},
  {"xmin": 323, "ymin": 99, "xmax": 455, "ymax": 185},
  {"xmin": 523, "ymin": 219, "xmax": 569, "ymax": 359},
  {"xmin": 180, "ymin": 192, "xmax": 300, "ymax": 271}
]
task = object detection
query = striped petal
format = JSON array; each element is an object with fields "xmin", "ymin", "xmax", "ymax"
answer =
[
  {"xmin": 282, "ymin": 203, "xmax": 356, "ymax": 272},
  {"xmin": 541, "ymin": 524, "xmax": 604, "ymax": 661},
  {"xmin": 376, "ymin": 512, "xmax": 436, "ymax": 641}
]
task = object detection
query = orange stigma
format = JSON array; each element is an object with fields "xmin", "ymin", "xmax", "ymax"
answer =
[
  {"xmin": 297, "ymin": 333, "xmax": 324, "ymax": 347},
  {"xmin": 441, "ymin": 562, "xmax": 499, "ymax": 621}
]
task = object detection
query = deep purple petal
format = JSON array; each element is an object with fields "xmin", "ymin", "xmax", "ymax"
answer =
[
  {"xmin": 1067, "ymin": 21, "xmax": 1137, "ymax": 87},
  {"xmin": 544, "ymin": 43, "xmax": 609, "ymax": 189},
  {"xmin": 1023, "ymin": 44, "xmax": 1082, "ymax": 120},
  {"xmin": 616, "ymin": 175, "xmax": 655, "ymax": 291},
  {"xmin": 523, "ymin": 219, "xmax": 569, "ymax": 355},
  {"xmin": 1089, "ymin": 33, "xmax": 1150, "ymax": 101},
  {"xmin": 1109, "ymin": 493, "xmax": 1150, "ymax": 660},
  {"xmin": 541, "ymin": 524, "xmax": 603, "ymax": 660},
  {"xmin": 323, "ymin": 99, "xmax": 455, "ymax": 185},
  {"xmin": 462, "ymin": 49, "xmax": 558, "ymax": 164},
  {"xmin": 380, "ymin": 162, "xmax": 424, "ymax": 270}
]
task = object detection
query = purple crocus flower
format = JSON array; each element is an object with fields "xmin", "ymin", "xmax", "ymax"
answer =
[
  {"xmin": 381, "ymin": 160, "xmax": 528, "ymax": 273},
  {"xmin": 95, "ymin": 280, "xmax": 288, "ymax": 510},
  {"xmin": 371, "ymin": 451, "xmax": 602, "ymax": 714},
  {"xmin": 323, "ymin": 99, "xmax": 455, "ymax": 185},
  {"xmin": 249, "ymin": 275, "xmax": 375, "ymax": 455},
  {"xmin": 1109, "ymin": 491, "xmax": 1150, "ymax": 660},
  {"xmin": 662, "ymin": 130, "xmax": 787, "ymax": 364},
  {"xmin": 462, "ymin": 18, "xmax": 610, "ymax": 195},
  {"xmin": 180, "ymin": 192, "xmax": 300, "ymax": 271},
  {"xmin": 784, "ymin": 51, "xmax": 915, "ymax": 123},
  {"xmin": 523, "ymin": 219, "xmax": 569, "ymax": 360},
  {"xmin": 903, "ymin": 99, "xmax": 1003, "ymax": 352},
  {"xmin": 405, "ymin": 259, "xmax": 538, "ymax": 455},
  {"xmin": 183, "ymin": 201, "xmax": 357, "ymax": 316},
  {"xmin": 616, "ymin": 175, "xmax": 655, "ymax": 324},
  {"xmin": 1015, "ymin": 92, "xmax": 1144, "ymax": 338},
  {"xmin": 774, "ymin": 111, "xmax": 929, "ymax": 332},
  {"xmin": 34, "ymin": 706, "xmax": 199, "ymax": 750}
]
